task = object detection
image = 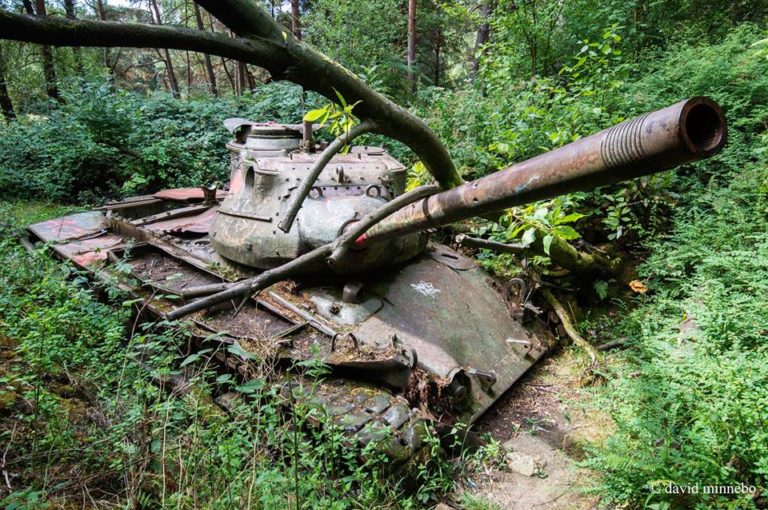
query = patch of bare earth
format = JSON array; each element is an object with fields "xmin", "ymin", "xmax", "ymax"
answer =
[{"xmin": 461, "ymin": 348, "xmax": 613, "ymax": 509}]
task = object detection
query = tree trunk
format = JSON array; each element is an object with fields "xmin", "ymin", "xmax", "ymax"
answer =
[
  {"xmin": 32, "ymin": 0, "xmax": 60, "ymax": 102},
  {"xmin": 93, "ymin": 0, "xmax": 114, "ymax": 75},
  {"xmin": 470, "ymin": 1, "xmax": 491, "ymax": 79},
  {"xmin": 245, "ymin": 65, "xmax": 256, "ymax": 90},
  {"xmin": 406, "ymin": 0, "xmax": 416, "ymax": 94},
  {"xmin": 193, "ymin": 1, "xmax": 217, "ymax": 95},
  {"xmin": 63, "ymin": 0, "xmax": 84, "ymax": 75},
  {"xmin": 220, "ymin": 57, "xmax": 235, "ymax": 92},
  {"xmin": 149, "ymin": 0, "xmax": 180, "ymax": 98},
  {"xmin": 95, "ymin": 0, "xmax": 107, "ymax": 20},
  {"xmin": 433, "ymin": 3, "xmax": 441, "ymax": 87},
  {"xmin": 0, "ymin": 45, "xmax": 15, "ymax": 121},
  {"xmin": 290, "ymin": 0, "xmax": 301, "ymax": 39},
  {"xmin": 236, "ymin": 60, "xmax": 246, "ymax": 95}
]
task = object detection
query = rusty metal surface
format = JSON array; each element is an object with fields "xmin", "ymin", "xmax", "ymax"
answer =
[
  {"xmin": 352, "ymin": 249, "xmax": 555, "ymax": 421},
  {"xmin": 154, "ymin": 187, "xmax": 226, "ymax": 203},
  {"xmin": 133, "ymin": 204, "xmax": 211, "ymax": 227},
  {"xmin": 143, "ymin": 207, "xmax": 218, "ymax": 235},
  {"xmin": 211, "ymin": 134, "xmax": 413, "ymax": 269},
  {"xmin": 28, "ymin": 211, "xmax": 107, "ymax": 242},
  {"xmin": 360, "ymin": 97, "xmax": 727, "ymax": 244},
  {"xmin": 54, "ymin": 235, "xmax": 124, "ymax": 268}
]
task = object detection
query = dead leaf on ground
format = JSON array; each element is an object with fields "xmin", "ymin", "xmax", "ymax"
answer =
[{"xmin": 629, "ymin": 280, "xmax": 648, "ymax": 294}]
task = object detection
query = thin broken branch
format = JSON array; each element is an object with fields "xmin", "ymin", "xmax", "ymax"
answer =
[
  {"xmin": 165, "ymin": 244, "xmax": 331, "ymax": 321},
  {"xmin": 327, "ymin": 184, "xmax": 441, "ymax": 266},
  {"xmin": 454, "ymin": 234, "xmax": 527, "ymax": 254},
  {"xmin": 278, "ymin": 119, "xmax": 379, "ymax": 233},
  {"xmin": 541, "ymin": 288, "xmax": 600, "ymax": 367}
]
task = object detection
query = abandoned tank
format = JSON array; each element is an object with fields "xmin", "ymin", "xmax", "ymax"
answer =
[{"xmin": 22, "ymin": 97, "xmax": 727, "ymax": 456}]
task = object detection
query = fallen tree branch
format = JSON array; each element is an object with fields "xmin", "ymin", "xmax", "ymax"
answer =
[
  {"xmin": 530, "ymin": 234, "xmax": 622, "ymax": 276},
  {"xmin": 278, "ymin": 119, "xmax": 379, "ymax": 232},
  {"xmin": 0, "ymin": 5, "xmax": 464, "ymax": 190},
  {"xmin": 166, "ymin": 184, "xmax": 441, "ymax": 320},
  {"xmin": 455, "ymin": 233, "xmax": 620, "ymax": 276},
  {"xmin": 597, "ymin": 338, "xmax": 628, "ymax": 351},
  {"xmin": 194, "ymin": 0, "xmax": 462, "ymax": 188},
  {"xmin": 165, "ymin": 244, "xmax": 331, "ymax": 321},
  {"xmin": 454, "ymin": 234, "xmax": 527, "ymax": 254},
  {"xmin": 0, "ymin": 12, "xmax": 280, "ymax": 67},
  {"xmin": 540, "ymin": 288, "xmax": 600, "ymax": 367},
  {"xmin": 327, "ymin": 184, "xmax": 441, "ymax": 266}
]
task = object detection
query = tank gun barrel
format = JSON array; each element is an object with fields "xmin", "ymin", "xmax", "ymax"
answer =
[
  {"xmin": 356, "ymin": 97, "xmax": 727, "ymax": 246},
  {"xmin": 164, "ymin": 97, "xmax": 726, "ymax": 322}
]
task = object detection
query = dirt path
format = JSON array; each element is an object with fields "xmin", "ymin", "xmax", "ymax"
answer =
[{"xmin": 460, "ymin": 348, "xmax": 612, "ymax": 509}]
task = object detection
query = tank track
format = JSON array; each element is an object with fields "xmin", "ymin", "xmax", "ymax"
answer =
[{"xmin": 210, "ymin": 352, "xmax": 430, "ymax": 460}]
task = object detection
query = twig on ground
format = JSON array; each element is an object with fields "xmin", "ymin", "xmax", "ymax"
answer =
[
  {"xmin": 2, "ymin": 423, "xmax": 17, "ymax": 490},
  {"xmin": 540, "ymin": 288, "xmax": 601, "ymax": 380},
  {"xmin": 597, "ymin": 338, "xmax": 628, "ymax": 351}
]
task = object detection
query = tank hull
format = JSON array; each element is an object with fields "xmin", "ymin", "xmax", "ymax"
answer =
[{"xmin": 25, "ymin": 193, "xmax": 554, "ymax": 427}]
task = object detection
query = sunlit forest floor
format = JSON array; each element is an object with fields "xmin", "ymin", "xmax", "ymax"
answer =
[{"xmin": 471, "ymin": 350, "xmax": 606, "ymax": 509}]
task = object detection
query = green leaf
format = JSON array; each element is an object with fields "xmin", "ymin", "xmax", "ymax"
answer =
[
  {"xmin": 235, "ymin": 379, "xmax": 264, "ymax": 394},
  {"xmin": 333, "ymin": 88, "xmax": 348, "ymax": 108},
  {"xmin": 227, "ymin": 343, "xmax": 256, "ymax": 361},
  {"xmin": 215, "ymin": 373, "xmax": 233, "ymax": 384},
  {"xmin": 521, "ymin": 228, "xmax": 537, "ymax": 246},
  {"xmin": 543, "ymin": 234, "xmax": 553, "ymax": 255},
  {"xmin": 593, "ymin": 280, "xmax": 609, "ymax": 300},
  {"xmin": 557, "ymin": 212, "xmax": 586, "ymax": 224},
  {"xmin": 554, "ymin": 225, "xmax": 580, "ymax": 240},
  {"xmin": 303, "ymin": 107, "xmax": 327, "ymax": 123},
  {"xmin": 179, "ymin": 348, "xmax": 213, "ymax": 367}
]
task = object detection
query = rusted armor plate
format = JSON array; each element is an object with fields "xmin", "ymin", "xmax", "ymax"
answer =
[
  {"xmin": 154, "ymin": 188, "xmax": 227, "ymax": 203},
  {"xmin": 28, "ymin": 211, "xmax": 107, "ymax": 241},
  {"xmin": 143, "ymin": 207, "xmax": 218, "ymax": 235},
  {"xmin": 27, "ymin": 211, "xmax": 123, "ymax": 268},
  {"xmin": 352, "ymin": 250, "xmax": 554, "ymax": 422}
]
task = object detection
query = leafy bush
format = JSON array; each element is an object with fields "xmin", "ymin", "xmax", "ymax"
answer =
[
  {"xmin": 0, "ymin": 81, "xmax": 317, "ymax": 203},
  {"xmin": 581, "ymin": 69, "xmax": 768, "ymax": 508},
  {"xmin": 583, "ymin": 154, "xmax": 768, "ymax": 508}
]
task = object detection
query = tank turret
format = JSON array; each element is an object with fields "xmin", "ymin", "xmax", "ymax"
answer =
[
  {"xmin": 211, "ymin": 121, "xmax": 425, "ymax": 270},
  {"xmin": 207, "ymin": 97, "xmax": 726, "ymax": 276}
]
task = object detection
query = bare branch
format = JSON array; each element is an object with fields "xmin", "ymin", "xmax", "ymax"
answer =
[
  {"xmin": 278, "ymin": 120, "xmax": 380, "ymax": 233},
  {"xmin": 0, "ymin": 12, "xmax": 283, "ymax": 69}
]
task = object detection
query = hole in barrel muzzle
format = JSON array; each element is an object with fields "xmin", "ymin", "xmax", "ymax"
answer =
[{"xmin": 684, "ymin": 102, "xmax": 726, "ymax": 153}]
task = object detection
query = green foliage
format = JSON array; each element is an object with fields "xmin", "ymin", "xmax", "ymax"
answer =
[
  {"xmin": 304, "ymin": 89, "xmax": 360, "ymax": 139},
  {"xmin": 0, "ymin": 80, "xmax": 315, "ymax": 202},
  {"xmin": 582, "ymin": 114, "xmax": 768, "ymax": 509},
  {"xmin": 303, "ymin": 0, "xmax": 407, "ymax": 96}
]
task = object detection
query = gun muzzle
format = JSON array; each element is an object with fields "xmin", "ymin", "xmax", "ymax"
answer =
[{"xmin": 357, "ymin": 97, "xmax": 726, "ymax": 245}]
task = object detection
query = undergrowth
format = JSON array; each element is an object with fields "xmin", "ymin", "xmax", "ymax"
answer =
[
  {"xmin": 581, "ymin": 130, "xmax": 768, "ymax": 508},
  {"xmin": 0, "ymin": 202, "xmax": 489, "ymax": 509}
]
